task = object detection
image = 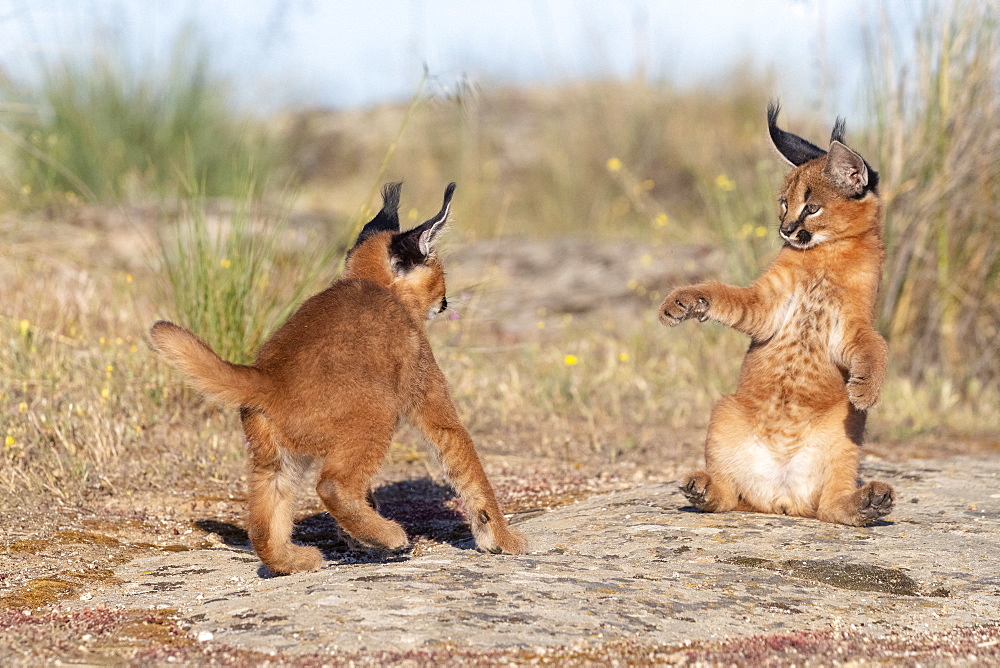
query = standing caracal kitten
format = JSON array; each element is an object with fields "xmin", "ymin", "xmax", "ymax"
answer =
[
  {"xmin": 659, "ymin": 104, "xmax": 894, "ymax": 526},
  {"xmin": 151, "ymin": 182, "xmax": 527, "ymax": 574}
]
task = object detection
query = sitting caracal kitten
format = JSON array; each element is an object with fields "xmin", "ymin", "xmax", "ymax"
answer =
[
  {"xmin": 151, "ymin": 182, "xmax": 527, "ymax": 574},
  {"xmin": 659, "ymin": 104, "xmax": 894, "ymax": 526}
]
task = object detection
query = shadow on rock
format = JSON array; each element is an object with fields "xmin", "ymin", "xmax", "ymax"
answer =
[
  {"xmin": 294, "ymin": 478, "xmax": 472, "ymax": 562},
  {"xmin": 195, "ymin": 519, "xmax": 252, "ymax": 549},
  {"xmin": 197, "ymin": 478, "xmax": 472, "ymax": 570}
]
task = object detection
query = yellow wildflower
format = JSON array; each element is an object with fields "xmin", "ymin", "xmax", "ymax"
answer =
[
  {"xmin": 19, "ymin": 320, "xmax": 29, "ymax": 335},
  {"xmin": 563, "ymin": 354, "xmax": 579, "ymax": 366},
  {"xmin": 714, "ymin": 174, "xmax": 736, "ymax": 191},
  {"xmin": 619, "ymin": 352, "xmax": 630, "ymax": 363},
  {"xmin": 17, "ymin": 402, "xmax": 27, "ymax": 413},
  {"xmin": 606, "ymin": 157, "xmax": 623, "ymax": 172},
  {"xmin": 654, "ymin": 212, "xmax": 669, "ymax": 227},
  {"xmin": 755, "ymin": 226, "xmax": 768, "ymax": 238},
  {"xmin": 220, "ymin": 259, "xmax": 232, "ymax": 269}
]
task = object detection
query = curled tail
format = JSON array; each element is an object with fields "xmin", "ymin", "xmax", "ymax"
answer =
[{"xmin": 149, "ymin": 321, "xmax": 272, "ymax": 409}]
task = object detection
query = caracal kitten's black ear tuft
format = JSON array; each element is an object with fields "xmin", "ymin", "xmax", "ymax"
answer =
[
  {"xmin": 388, "ymin": 182, "xmax": 456, "ymax": 273},
  {"xmin": 830, "ymin": 117, "xmax": 847, "ymax": 145},
  {"xmin": 767, "ymin": 101, "xmax": 827, "ymax": 167},
  {"xmin": 824, "ymin": 141, "xmax": 869, "ymax": 197},
  {"xmin": 354, "ymin": 182, "xmax": 403, "ymax": 247}
]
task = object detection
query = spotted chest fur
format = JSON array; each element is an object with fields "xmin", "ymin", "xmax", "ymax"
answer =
[{"xmin": 748, "ymin": 273, "xmax": 849, "ymax": 420}]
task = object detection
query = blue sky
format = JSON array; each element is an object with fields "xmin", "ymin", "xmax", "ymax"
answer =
[{"xmin": 0, "ymin": 0, "xmax": 921, "ymax": 116}]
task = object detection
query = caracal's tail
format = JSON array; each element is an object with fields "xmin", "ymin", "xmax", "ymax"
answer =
[{"xmin": 149, "ymin": 321, "xmax": 272, "ymax": 409}]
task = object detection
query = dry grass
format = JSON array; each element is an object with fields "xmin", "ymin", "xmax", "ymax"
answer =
[
  {"xmin": 281, "ymin": 74, "xmax": 784, "ymax": 246},
  {"xmin": 869, "ymin": 0, "xmax": 1000, "ymax": 388},
  {"xmin": 2, "ymin": 204, "xmax": 996, "ymax": 505}
]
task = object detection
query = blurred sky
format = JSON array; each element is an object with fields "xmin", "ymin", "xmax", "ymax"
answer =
[{"xmin": 0, "ymin": 0, "xmax": 921, "ymax": 117}]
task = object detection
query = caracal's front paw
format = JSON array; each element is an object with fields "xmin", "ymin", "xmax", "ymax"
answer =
[
  {"xmin": 492, "ymin": 525, "xmax": 529, "ymax": 555},
  {"xmin": 857, "ymin": 481, "xmax": 894, "ymax": 522},
  {"xmin": 659, "ymin": 287, "xmax": 710, "ymax": 326},
  {"xmin": 471, "ymin": 509, "xmax": 528, "ymax": 554},
  {"xmin": 679, "ymin": 471, "xmax": 711, "ymax": 509}
]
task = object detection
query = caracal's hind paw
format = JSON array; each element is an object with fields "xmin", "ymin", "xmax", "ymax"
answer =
[
  {"xmin": 680, "ymin": 472, "xmax": 711, "ymax": 509},
  {"xmin": 262, "ymin": 544, "xmax": 324, "ymax": 576},
  {"xmin": 858, "ymin": 481, "xmax": 895, "ymax": 521}
]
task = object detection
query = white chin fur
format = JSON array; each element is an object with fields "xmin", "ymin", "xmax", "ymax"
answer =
[{"xmin": 426, "ymin": 306, "xmax": 440, "ymax": 320}]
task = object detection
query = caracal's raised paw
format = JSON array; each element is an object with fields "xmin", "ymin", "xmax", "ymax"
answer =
[{"xmin": 660, "ymin": 287, "xmax": 710, "ymax": 326}]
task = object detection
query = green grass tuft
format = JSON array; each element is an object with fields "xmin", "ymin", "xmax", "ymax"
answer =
[{"xmin": 0, "ymin": 29, "xmax": 278, "ymax": 207}]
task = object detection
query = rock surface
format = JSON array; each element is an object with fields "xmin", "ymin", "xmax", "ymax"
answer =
[{"xmin": 72, "ymin": 457, "xmax": 1000, "ymax": 657}]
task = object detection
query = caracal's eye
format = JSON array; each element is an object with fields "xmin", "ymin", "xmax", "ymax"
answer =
[{"xmin": 804, "ymin": 202, "xmax": 821, "ymax": 215}]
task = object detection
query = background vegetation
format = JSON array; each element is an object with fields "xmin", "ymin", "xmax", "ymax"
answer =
[
  {"xmin": 0, "ymin": 1, "xmax": 996, "ymax": 503},
  {"xmin": 0, "ymin": 30, "xmax": 277, "ymax": 208}
]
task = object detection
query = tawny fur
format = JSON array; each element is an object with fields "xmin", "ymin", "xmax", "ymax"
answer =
[
  {"xmin": 150, "ymin": 183, "xmax": 527, "ymax": 574},
  {"xmin": 659, "ymin": 106, "xmax": 895, "ymax": 526}
]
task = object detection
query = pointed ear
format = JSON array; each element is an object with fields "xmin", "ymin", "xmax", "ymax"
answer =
[
  {"xmin": 824, "ymin": 141, "xmax": 868, "ymax": 196},
  {"xmin": 354, "ymin": 182, "xmax": 402, "ymax": 247},
  {"xmin": 388, "ymin": 182, "xmax": 456, "ymax": 273},
  {"xmin": 830, "ymin": 117, "xmax": 847, "ymax": 144},
  {"xmin": 416, "ymin": 181, "xmax": 455, "ymax": 255},
  {"xmin": 767, "ymin": 101, "xmax": 826, "ymax": 167}
]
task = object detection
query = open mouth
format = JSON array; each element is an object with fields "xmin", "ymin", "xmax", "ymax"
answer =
[{"xmin": 781, "ymin": 227, "xmax": 814, "ymax": 247}]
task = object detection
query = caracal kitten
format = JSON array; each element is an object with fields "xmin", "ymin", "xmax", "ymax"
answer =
[
  {"xmin": 151, "ymin": 182, "xmax": 528, "ymax": 574},
  {"xmin": 660, "ymin": 104, "xmax": 894, "ymax": 526}
]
